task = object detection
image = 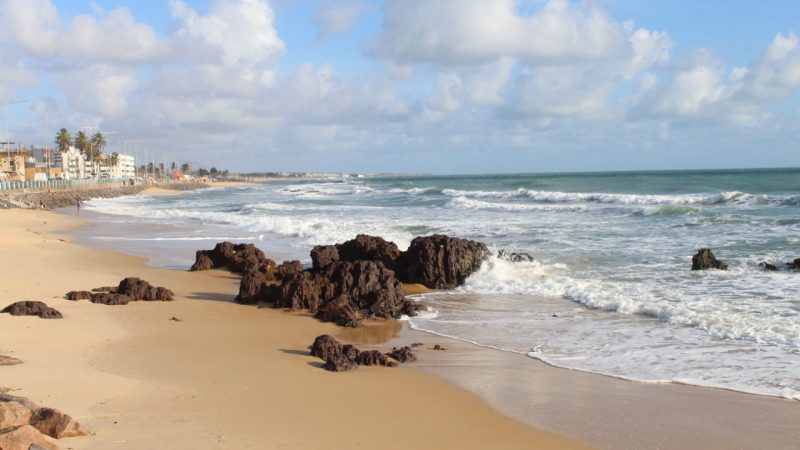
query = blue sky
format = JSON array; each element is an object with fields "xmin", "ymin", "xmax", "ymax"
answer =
[{"xmin": 2, "ymin": 0, "xmax": 800, "ymax": 173}]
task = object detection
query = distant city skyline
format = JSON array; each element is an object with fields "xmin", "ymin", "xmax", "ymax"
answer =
[{"xmin": 1, "ymin": 0, "xmax": 799, "ymax": 174}]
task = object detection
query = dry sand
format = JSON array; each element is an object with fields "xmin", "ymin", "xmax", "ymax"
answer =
[{"xmin": 0, "ymin": 209, "xmax": 585, "ymax": 449}]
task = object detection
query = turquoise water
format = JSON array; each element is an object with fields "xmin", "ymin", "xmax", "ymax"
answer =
[{"xmin": 85, "ymin": 168, "xmax": 800, "ymax": 399}]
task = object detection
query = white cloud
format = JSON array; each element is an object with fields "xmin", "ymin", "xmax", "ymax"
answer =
[
  {"xmin": 170, "ymin": 0, "xmax": 285, "ymax": 83},
  {"xmin": 371, "ymin": 0, "xmax": 636, "ymax": 65}
]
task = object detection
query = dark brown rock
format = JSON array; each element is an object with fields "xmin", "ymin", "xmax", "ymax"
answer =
[
  {"xmin": 336, "ymin": 234, "xmax": 401, "ymax": 270},
  {"xmin": 65, "ymin": 290, "xmax": 92, "ymax": 301},
  {"xmin": 273, "ymin": 271, "xmax": 324, "ymax": 312},
  {"xmin": 386, "ymin": 346, "xmax": 416, "ymax": 363},
  {"xmin": 190, "ymin": 242, "xmax": 268, "ymax": 274},
  {"xmin": 322, "ymin": 353, "xmax": 353, "ymax": 372},
  {"xmin": 691, "ymin": 248, "xmax": 728, "ymax": 270},
  {"xmin": 759, "ymin": 262, "xmax": 778, "ymax": 271},
  {"xmin": 276, "ymin": 260, "xmax": 303, "ymax": 279},
  {"xmin": 397, "ymin": 235, "xmax": 489, "ymax": 289},
  {"xmin": 310, "ymin": 334, "xmax": 343, "ymax": 361},
  {"xmin": 785, "ymin": 258, "xmax": 800, "ymax": 270},
  {"xmin": 91, "ymin": 286, "xmax": 118, "ymax": 293},
  {"xmin": 310, "ymin": 245, "xmax": 340, "ymax": 271},
  {"xmin": 400, "ymin": 300, "xmax": 424, "ymax": 317},
  {"xmin": 190, "ymin": 251, "xmax": 214, "ymax": 271},
  {"xmin": 356, "ymin": 350, "xmax": 396, "ymax": 367},
  {"xmin": 117, "ymin": 277, "xmax": 174, "ymax": 301},
  {"xmin": 1, "ymin": 301, "xmax": 62, "ymax": 319},
  {"xmin": 341, "ymin": 344, "xmax": 361, "ymax": 361},
  {"xmin": 498, "ymin": 250, "xmax": 534, "ymax": 262},
  {"xmin": 315, "ymin": 295, "xmax": 361, "ymax": 327},
  {"xmin": 89, "ymin": 293, "xmax": 132, "ymax": 305},
  {"xmin": 433, "ymin": 344, "xmax": 447, "ymax": 351},
  {"xmin": 322, "ymin": 261, "xmax": 405, "ymax": 318},
  {"xmin": 236, "ymin": 269, "xmax": 267, "ymax": 305},
  {"xmin": 30, "ymin": 407, "xmax": 88, "ymax": 439}
]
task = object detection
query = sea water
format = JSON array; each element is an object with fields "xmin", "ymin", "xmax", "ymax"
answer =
[{"xmin": 84, "ymin": 169, "xmax": 800, "ymax": 400}]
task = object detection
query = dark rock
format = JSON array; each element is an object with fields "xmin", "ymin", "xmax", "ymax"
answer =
[
  {"xmin": 310, "ymin": 245, "xmax": 340, "ymax": 271},
  {"xmin": 357, "ymin": 350, "xmax": 396, "ymax": 367},
  {"xmin": 386, "ymin": 346, "xmax": 416, "ymax": 363},
  {"xmin": 785, "ymin": 258, "xmax": 800, "ymax": 270},
  {"xmin": 397, "ymin": 235, "xmax": 489, "ymax": 289},
  {"xmin": 190, "ymin": 242, "xmax": 268, "ymax": 274},
  {"xmin": 90, "ymin": 293, "xmax": 132, "ymax": 305},
  {"xmin": 1, "ymin": 301, "xmax": 62, "ymax": 319},
  {"xmin": 410, "ymin": 342, "xmax": 424, "ymax": 348},
  {"xmin": 322, "ymin": 353, "xmax": 354, "ymax": 372},
  {"xmin": 91, "ymin": 286, "xmax": 117, "ymax": 293},
  {"xmin": 273, "ymin": 271, "xmax": 324, "ymax": 312},
  {"xmin": 400, "ymin": 300, "xmax": 424, "ymax": 317},
  {"xmin": 341, "ymin": 344, "xmax": 361, "ymax": 361},
  {"xmin": 691, "ymin": 248, "xmax": 728, "ymax": 270},
  {"xmin": 276, "ymin": 260, "xmax": 303, "ymax": 279},
  {"xmin": 236, "ymin": 269, "xmax": 267, "ymax": 305},
  {"xmin": 190, "ymin": 251, "xmax": 214, "ymax": 271},
  {"xmin": 315, "ymin": 295, "xmax": 361, "ymax": 327},
  {"xmin": 336, "ymin": 234, "xmax": 401, "ymax": 270},
  {"xmin": 759, "ymin": 262, "xmax": 778, "ymax": 271},
  {"xmin": 310, "ymin": 334, "xmax": 343, "ymax": 361},
  {"xmin": 65, "ymin": 290, "xmax": 92, "ymax": 301},
  {"xmin": 117, "ymin": 277, "xmax": 174, "ymax": 301},
  {"xmin": 498, "ymin": 250, "xmax": 534, "ymax": 262},
  {"xmin": 433, "ymin": 344, "xmax": 447, "ymax": 351}
]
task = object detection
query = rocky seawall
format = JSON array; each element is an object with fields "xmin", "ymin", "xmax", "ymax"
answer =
[{"xmin": 0, "ymin": 182, "xmax": 207, "ymax": 209}]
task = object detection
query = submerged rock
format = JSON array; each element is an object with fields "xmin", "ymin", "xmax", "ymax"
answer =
[
  {"xmin": 785, "ymin": 258, "xmax": 800, "ymax": 270},
  {"xmin": 398, "ymin": 235, "xmax": 489, "ymax": 289},
  {"xmin": 691, "ymin": 248, "xmax": 728, "ymax": 270},
  {"xmin": 497, "ymin": 250, "xmax": 534, "ymax": 262},
  {"xmin": 759, "ymin": 262, "xmax": 778, "ymax": 271},
  {"xmin": 1, "ymin": 301, "xmax": 62, "ymax": 319}
]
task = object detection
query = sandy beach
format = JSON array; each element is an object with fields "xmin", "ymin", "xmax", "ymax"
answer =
[{"xmin": 0, "ymin": 208, "xmax": 586, "ymax": 449}]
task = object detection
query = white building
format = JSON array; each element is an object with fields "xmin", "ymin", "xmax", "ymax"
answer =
[
  {"xmin": 54, "ymin": 146, "xmax": 87, "ymax": 179},
  {"xmin": 98, "ymin": 153, "xmax": 135, "ymax": 179}
]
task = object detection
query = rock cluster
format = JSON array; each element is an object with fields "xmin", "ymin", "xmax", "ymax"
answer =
[
  {"xmin": 66, "ymin": 277, "xmax": 173, "ymax": 305},
  {"xmin": 190, "ymin": 242, "xmax": 268, "ymax": 273},
  {"xmin": 1, "ymin": 301, "xmax": 62, "ymax": 319},
  {"xmin": 309, "ymin": 335, "xmax": 418, "ymax": 372},
  {"xmin": 691, "ymin": 248, "xmax": 728, "ymax": 270},
  {"xmin": 0, "ymin": 393, "xmax": 87, "ymax": 449},
  {"xmin": 497, "ymin": 250, "xmax": 534, "ymax": 262}
]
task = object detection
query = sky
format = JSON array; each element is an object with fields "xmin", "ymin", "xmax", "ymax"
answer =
[{"xmin": 1, "ymin": 0, "xmax": 800, "ymax": 174}]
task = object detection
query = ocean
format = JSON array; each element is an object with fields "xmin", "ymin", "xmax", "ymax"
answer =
[{"xmin": 82, "ymin": 168, "xmax": 800, "ymax": 400}]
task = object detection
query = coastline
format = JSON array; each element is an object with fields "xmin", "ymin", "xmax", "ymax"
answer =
[{"xmin": 0, "ymin": 208, "xmax": 585, "ymax": 449}]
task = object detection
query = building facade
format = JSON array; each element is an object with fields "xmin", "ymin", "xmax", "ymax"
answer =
[{"xmin": 55, "ymin": 146, "xmax": 87, "ymax": 179}]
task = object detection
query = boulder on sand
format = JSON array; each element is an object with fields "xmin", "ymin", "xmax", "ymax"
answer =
[
  {"xmin": 65, "ymin": 290, "xmax": 92, "ymax": 301},
  {"xmin": 116, "ymin": 277, "xmax": 174, "ymax": 301},
  {"xmin": 310, "ymin": 334, "xmax": 343, "ymax": 361},
  {"xmin": 311, "ymin": 235, "xmax": 401, "ymax": 270},
  {"xmin": 89, "ymin": 293, "xmax": 132, "ymax": 305},
  {"xmin": 1, "ymin": 301, "xmax": 62, "ymax": 319},
  {"xmin": 691, "ymin": 248, "xmax": 728, "ymax": 270},
  {"xmin": 397, "ymin": 234, "xmax": 489, "ymax": 289},
  {"xmin": 0, "ymin": 424, "xmax": 58, "ymax": 450},
  {"xmin": 0, "ymin": 401, "xmax": 32, "ymax": 429}
]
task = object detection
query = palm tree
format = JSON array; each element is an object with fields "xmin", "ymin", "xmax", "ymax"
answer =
[
  {"xmin": 74, "ymin": 131, "xmax": 89, "ymax": 157},
  {"xmin": 55, "ymin": 128, "xmax": 71, "ymax": 153},
  {"xmin": 90, "ymin": 132, "xmax": 106, "ymax": 161},
  {"xmin": 180, "ymin": 163, "xmax": 190, "ymax": 174},
  {"xmin": 109, "ymin": 152, "xmax": 119, "ymax": 167}
]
